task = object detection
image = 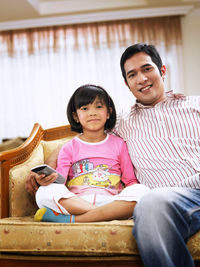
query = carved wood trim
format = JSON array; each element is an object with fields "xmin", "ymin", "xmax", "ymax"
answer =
[{"xmin": 0, "ymin": 123, "xmax": 76, "ymax": 218}]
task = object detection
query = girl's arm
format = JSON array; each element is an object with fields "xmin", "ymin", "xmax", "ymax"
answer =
[
  {"xmin": 34, "ymin": 144, "xmax": 63, "ymax": 186},
  {"xmin": 45, "ymin": 145, "xmax": 62, "ymax": 168},
  {"xmin": 55, "ymin": 142, "xmax": 73, "ymax": 179}
]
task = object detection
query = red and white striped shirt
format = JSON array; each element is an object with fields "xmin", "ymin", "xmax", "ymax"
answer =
[{"xmin": 114, "ymin": 91, "xmax": 200, "ymax": 189}]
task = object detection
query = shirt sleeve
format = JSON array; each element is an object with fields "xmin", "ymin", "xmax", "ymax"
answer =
[
  {"xmin": 119, "ymin": 140, "xmax": 139, "ymax": 186},
  {"xmin": 56, "ymin": 141, "xmax": 73, "ymax": 179}
]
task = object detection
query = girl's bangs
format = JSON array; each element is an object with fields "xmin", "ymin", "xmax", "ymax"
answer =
[{"xmin": 75, "ymin": 88, "xmax": 106, "ymax": 109}]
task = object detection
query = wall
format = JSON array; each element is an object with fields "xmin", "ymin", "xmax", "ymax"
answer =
[{"xmin": 181, "ymin": 9, "xmax": 200, "ymax": 96}]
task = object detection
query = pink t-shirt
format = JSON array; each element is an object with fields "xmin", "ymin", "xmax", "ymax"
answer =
[{"xmin": 56, "ymin": 134, "xmax": 138, "ymax": 196}]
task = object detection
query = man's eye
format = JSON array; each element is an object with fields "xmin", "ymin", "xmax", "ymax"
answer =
[
  {"xmin": 97, "ymin": 105, "xmax": 103, "ymax": 108},
  {"xmin": 127, "ymin": 73, "xmax": 135, "ymax": 79},
  {"xmin": 144, "ymin": 67, "xmax": 152, "ymax": 72}
]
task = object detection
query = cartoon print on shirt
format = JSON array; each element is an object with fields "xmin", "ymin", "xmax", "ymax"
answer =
[
  {"xmin": 92, "ymin": 164, "xmax": 111, "ymax": 184},
  {"xmin": 82, "ymin": 176, "xmax": 90, "ymax": 185},
  {"xmin": 69, "ymin": 160, "xmax": 120, "ymax": 189},
  {"xmin": 72, "ymin": 159, "xmax": 93, "ymax": 176}
]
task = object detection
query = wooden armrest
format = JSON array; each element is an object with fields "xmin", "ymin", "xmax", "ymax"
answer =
[{"xmin": 0, "ymin": 123, "xmax": 76, "ymax": 218}]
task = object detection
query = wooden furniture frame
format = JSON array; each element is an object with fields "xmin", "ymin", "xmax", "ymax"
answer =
[{"xmin": 0, "ymin": 123, "xmax": 144, "ymax": 267}]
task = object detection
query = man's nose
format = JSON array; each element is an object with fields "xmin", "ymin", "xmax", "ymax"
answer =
[{"xmin": 137, "ymin": 72, "xmax": 147, "ymax": 84}]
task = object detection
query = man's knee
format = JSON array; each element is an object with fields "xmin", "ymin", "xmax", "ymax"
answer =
[{"xmin": 133, "ymin": 188, "xmax": 176, "ymax": 220}]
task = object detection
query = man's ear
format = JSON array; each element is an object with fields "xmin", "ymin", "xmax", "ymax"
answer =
[
  {"xmin": 72, "ymin": 112, "xmax": 79, "ymax": 123},
  {"xmin": 161, "ymin": 65, "xmax": 166, "ymax": 80}
]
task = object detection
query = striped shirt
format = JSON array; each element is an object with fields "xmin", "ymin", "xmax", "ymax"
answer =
[{"xmin": 114, "ymin": 91, "xmax": 200, "ymax": 189}]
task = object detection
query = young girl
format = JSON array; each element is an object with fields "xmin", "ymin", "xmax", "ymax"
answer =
[{"xmin": 34, "ymin": 84, "xmax": 149, "ymax": 223}]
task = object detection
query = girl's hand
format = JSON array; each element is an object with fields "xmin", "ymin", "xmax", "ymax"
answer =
[
  {"xmin": 36, "ymin": 172, "xmax": 58, "ymax": 186},
  {"xmin": 25, "ymin": 171, "xmax": 58, "ymax": 195},
  {"xmin": 25, "ymin": 171, "xmax": 40, "ymax": 196}
]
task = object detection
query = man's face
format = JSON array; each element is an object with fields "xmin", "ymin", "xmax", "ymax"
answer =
[{"xmin": 124, "ymin": 52, "xmax": 166, "ymax": 106}]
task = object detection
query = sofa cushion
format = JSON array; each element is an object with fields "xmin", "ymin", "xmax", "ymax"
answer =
[
  {"xmin": 9, "ymin": 137, "xmax": 73, "ymax": 217},
  {"xmin": 0, "ymin": 217, "xmax": 138, "ymax": 256},
  {"xmin": 0, "ymin": 216, "xmax": 200, "ymax": 260},
  {"xmin": 9, "ymin": 143, "xmax": 44, "ymax": 217},
  {"xmin": 42, "ymin": 137, "xmax": 73, "ymax": 161}
]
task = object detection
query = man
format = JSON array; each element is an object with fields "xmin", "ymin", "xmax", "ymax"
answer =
[{"xmin": 26, "ymin": 43, "xmax": 200, "ymax": 267}]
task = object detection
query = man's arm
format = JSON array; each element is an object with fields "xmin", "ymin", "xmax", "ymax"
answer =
[{"xmin": 25, "ymin": 145, "xmax": 61, "ymax": 195}]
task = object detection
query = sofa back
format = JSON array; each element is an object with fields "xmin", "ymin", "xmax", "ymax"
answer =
[{"xmin": 9, "ymin": 137, "xmax": 73, "ymax": 217}]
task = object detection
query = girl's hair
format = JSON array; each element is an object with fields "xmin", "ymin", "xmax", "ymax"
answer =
[{"xmin": 67, "ymin": 84, "xmax": 116, "ymax": 133}]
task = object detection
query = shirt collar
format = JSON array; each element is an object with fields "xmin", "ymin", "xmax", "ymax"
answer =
[{"xmin": 132, "ymin": 90, "xmax": 186, "ymax": 111}]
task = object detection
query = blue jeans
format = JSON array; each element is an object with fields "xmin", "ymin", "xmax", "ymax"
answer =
[{"xmin": 133, "ymin": 187, "xmax": 200, "ymax": 267}]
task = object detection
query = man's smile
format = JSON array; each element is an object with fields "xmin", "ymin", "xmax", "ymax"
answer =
[{"xmin": 139, "ymin": 84, "xmax": 152, "ymax": 93}]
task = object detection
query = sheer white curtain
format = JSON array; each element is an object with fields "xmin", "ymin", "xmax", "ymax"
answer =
[{"xmin": 0, "ymin": 16, "xmax": 183, "ymax": 141}]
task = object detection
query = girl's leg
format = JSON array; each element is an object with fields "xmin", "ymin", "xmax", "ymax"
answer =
[
  {"xmin": 35, "ymin": 184, "xmax": 149, "ymax": 222},
  {"xmin": 75, "ymin": 200, "xmax": 136, "ymax": 222},
  {"xmin": 35, "ymin": 184, "xmax": 96, "ymax": 215},
  {"xmin": 35, "ymin": 199, "xmax": 136, "ymax": 223},
  {"xmin": 73, "ymin": 183, "xmax": 150, "ymax": 223},
  {"xmin": 35, "ymin": 183, "xmax": 150, "ymax": 223},
  {"xmin": 35, "ymin": 184, "xmax": 97, "ymax": 222},
  {"xmin": 58, "ymin": 196, "xmax": 96, "ymax": 215}
]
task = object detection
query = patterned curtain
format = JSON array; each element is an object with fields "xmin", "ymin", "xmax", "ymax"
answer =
[{"xmin": 0, "ymin": 16, "xmax": 183, "ymax": 140}]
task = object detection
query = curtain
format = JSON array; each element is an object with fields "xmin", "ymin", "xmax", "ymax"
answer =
[{"xmin": 0, "ymin": 16, "xmax": 183, "ymax": 141}]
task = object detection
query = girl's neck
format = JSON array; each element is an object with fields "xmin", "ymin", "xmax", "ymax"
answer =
[{"xmin": 78, "ymin": 131, "xmax": 107, "ymax": 143}]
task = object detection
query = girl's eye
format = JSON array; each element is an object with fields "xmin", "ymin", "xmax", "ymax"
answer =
[
  {"xmin": 97, "ymin": 105, "xmax": 103, "ymax": 108},
  {"xmin": 80, "ymin": 107, "xmax": 87, "ymax": 111}
]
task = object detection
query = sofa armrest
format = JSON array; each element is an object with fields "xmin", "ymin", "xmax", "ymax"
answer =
[{"xmin": 0, "ymin": 123, "xmax": 76, "ymax": 218}]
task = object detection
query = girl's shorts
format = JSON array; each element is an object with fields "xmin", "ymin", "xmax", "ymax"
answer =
[{"xmin": 35, "ymin": 183, "xmax": 150, "ymax": 215}]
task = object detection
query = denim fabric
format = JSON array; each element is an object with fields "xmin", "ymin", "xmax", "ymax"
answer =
[{"xmin": 133, "ymin": 187, "xmax": 200, "ymax": 267}]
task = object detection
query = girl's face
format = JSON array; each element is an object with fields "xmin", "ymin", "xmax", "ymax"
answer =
[{"xmin": 73, "ymin": 96, "xmax": 110, "ymax": 134}]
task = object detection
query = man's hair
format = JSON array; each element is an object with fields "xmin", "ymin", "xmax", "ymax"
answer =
[
  {"xmin": 120, "ymin": 43, "xmax": 163, "ymax": 82},
  {"xmin": 67, "ymin": 84, "xmax": 116, "ymax": 133}
]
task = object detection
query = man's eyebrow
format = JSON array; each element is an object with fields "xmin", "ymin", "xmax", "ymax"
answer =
[
  {"xmin": 141, "ymin": 63, "xmax": 152, "ymax": 68},
  {"xmin": 126, "ymin": 69, "xmax": 135, "ymax": 76},
  {"xmin": 126, "ymin": 63, "xmax": 153, "ymax": 76}
]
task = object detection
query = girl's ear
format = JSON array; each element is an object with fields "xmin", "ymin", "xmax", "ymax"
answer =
[{"xmin": 72, "ymin": 112, "xmax": 79, "ymax": 123}]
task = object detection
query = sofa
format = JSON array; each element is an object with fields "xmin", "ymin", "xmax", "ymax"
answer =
[
  {"xmin": 0, "ymin": 137, "xmax": 24, "ymax": 152},
  {"xmin": 0, "ymin": 123, "xmax": 200, "ymax": 267}
]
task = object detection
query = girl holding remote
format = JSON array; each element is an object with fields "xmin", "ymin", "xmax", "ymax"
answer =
[{"xmin": 35, "ymin": 84, "xmax": 149, "ymax": 223}]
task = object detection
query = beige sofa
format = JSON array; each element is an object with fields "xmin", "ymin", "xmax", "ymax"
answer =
[
  {"xmin": 0, "ymin": 137, "xmax": 24, "ymax": 152},
  {"xmin": 0, "ymin": 123, "xmax": 200, "ymax": 267}
]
